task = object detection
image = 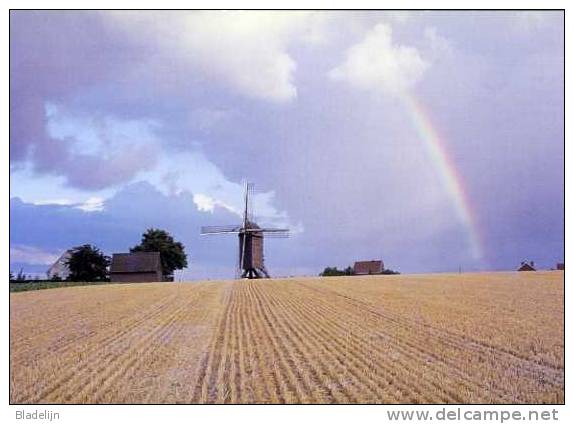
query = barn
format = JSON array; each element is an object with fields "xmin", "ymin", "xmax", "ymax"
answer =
[
  {"xmin": 353, "ymin": 260, "xmax": 384, "ymax": 275},
  {"xmin": 110, "ymin": 252, "xmax": 164, "ymax": 283}
]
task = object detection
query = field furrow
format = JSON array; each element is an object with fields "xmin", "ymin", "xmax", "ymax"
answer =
[
  {"xmin": 10, "ymin": 272, "xmax": 564, "ymax": 404},
  {"xmin": 250, "ymin": 282, "xmax": 353, "ymax": 403},
  {"xmin": 256, "ymin": 282, "xmax": 379, "ymax": 402},
  {"xmin": 298, "ymin": 281, "xmax": 563, "ymax": 402},
  {"xmin": 236, "ymin": 283, "xmax": 279, "ymax": 403},
  {"xmin": 274, "ymin": 282, "xmax": 450, "ymax": 403},
  {"xmin": 289, "ymin": 283, "xmax": 499, "ymax": 402},
  {"xmin": 13, "ymin": 292, "xmax": 181, "ymax": 403},
  {"xmin": 296, "ymin": 282, "xmax": 536, "ymax": 402}
]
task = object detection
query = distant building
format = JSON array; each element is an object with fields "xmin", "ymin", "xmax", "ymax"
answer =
[
  {"xmin": 110, "ymin": 252, "xmax": 164, "ymax": 283},
  {"xmin": 517, "ymin": 261, "xmax": 536, "ymax": 272},
  {"xmin": 353, "ymin": 260, "xmax": 384, "ymax": 275},
  {"xmin": 46, "ymin": 250, "xmax": 72, "ymax": 280},
  {"xmin": 557, "ymin": 263, "xmax": 565, "ymax": 271}
]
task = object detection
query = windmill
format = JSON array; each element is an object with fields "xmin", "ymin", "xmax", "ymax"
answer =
[{"xmin": 200, "ymin": 182, "xmax": 289, "ymax": 279}]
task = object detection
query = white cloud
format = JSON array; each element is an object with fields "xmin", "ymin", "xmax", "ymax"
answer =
[
  {"xmin": 10, "ymin": 164, "xmax": 118, "ymax": 211},
  {"xmin": 32, "ymin": 198, "xmax": 74, "ymax": 206},
  {"xmin": 329, "ymin": 23, "xmax": 429, "ymax": 95},
  {"xmin": 193, "ymin": 193, "xmax": 236, "ymax": 214},
  {"xmin": 10, "ymin": 245, "xmax": 61, "ymax": 265},
  {"xmin": 30, "ymin": 196, "xmax": 105, "ymax": 212},
  {"xmin": 105, "ymin": 11, "xmax": 327, "ymax": 103},
  {"xmin": 76, "ymin": 197, "xmax": 105, "ymax": 212},
  {"xmin": 138, "ymin": 149, "xmax": 302, "ymax": 232}
]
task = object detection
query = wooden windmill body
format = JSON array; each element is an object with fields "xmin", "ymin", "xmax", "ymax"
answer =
[{"xmin": 201, "ymin": 183, "xmax": 289, "ymax": 279}]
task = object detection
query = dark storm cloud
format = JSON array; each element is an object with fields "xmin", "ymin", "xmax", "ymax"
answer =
[{"xmin": 10, "ymin": 11, "xmax": 158, "ymax": 189}]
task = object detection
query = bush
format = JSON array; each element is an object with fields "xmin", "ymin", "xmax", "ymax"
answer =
[{"xmin": 320, "ymin": 266, "xmax": 355, "ymax": 277}]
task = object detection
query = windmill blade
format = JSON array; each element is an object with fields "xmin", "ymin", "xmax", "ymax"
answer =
[
  {"xmin": 258, "ymin": 228, "xmax": 289, "ymax": 233},
  {"xmin": 201, "ymin": 230, "xmax": 241, "ymax": 235},
  {"xmin": 240, "ymin": 228, "xmax": 289, "ymax": 234},
  {"xmin": 259, "ymin": 228, "xmax": 290, "ymax": 238},
  {"xmin": 248, "ymin": 182, "xmax": 255, "ymax": 222},
  {"xmin": 201, "ymin": 225, "xmax": 241, "ymax": 235},
  {"xmin": 263, "ymin": 231, "xmax": 290, "ymax": 238}
]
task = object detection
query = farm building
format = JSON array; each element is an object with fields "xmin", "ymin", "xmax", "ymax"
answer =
[
  {"xmin": 110, "ymin": 252, "xmax": 164, "ymax": 283},
  {"xmin": 517, "ymin": 261, "xmax": 536, "ymax": 272},
  {"xmin": 46, "ymin": 250, "xmax": 72, "ymax": 280},
  {"xmin": 354, "ymin": 260, "xmax": 384, "ymax": 275}
]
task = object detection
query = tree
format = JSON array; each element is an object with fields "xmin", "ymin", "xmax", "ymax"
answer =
[
  {"xmin": 66, "ymin": 244, "xmax": 110, "ymax": 282},
  {"xmin": 343, "ymin": 266, "xmax": 355, "ymax": 276},
  {"xmin": 131, "ymin": 228, "xmax": 188, "ymax": 278},
  {"xmin": 320, "ymin": 265, "xmax": 355, "ymax": 277},
  {"xmin": 16, "ymin": 268, "xmax": 26, "ymax": 282},
  {"xmin": 9, "ymin": 271, "xmax": 15, "ymax": 282},
  {"xmin": 320, "ymin": 266, "xmax": 351, "ymax": 277}
]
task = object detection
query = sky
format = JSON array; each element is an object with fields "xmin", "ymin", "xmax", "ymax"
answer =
[{"xmin": 9, "ymin": 11, "xmax": 564, "ymax": 279}]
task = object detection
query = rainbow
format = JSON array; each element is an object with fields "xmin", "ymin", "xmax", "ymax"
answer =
[{"xmin": 401, "ymin": 92, "xmax": 484, "ymax": 262}]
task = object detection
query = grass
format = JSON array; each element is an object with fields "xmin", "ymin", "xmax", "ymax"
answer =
[
  {"xmin": 9, "ymin": 280, "xmax": 112, "ymax": 293},
  {"xmin": 9, "ymin": 271, "xmax": 564, "ymax": 404}
]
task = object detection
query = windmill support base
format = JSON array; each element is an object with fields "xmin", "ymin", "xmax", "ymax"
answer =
[{"xmin": 241, "ymin": 267, "xmax": 270, "ymax": 279}]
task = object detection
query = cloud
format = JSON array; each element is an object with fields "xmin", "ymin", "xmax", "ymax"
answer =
[
  {"xmin": 193, "ymin": 193, "xmax": 236, "ymax": 214},
  {"xmin": 104, "ymin": 11, "xmax": 326, "ymax": 103},
  {"xmin": 10, "ymin": 12, "xmax": 161, "ymax": 189},
  {"xmin": 9, "ymin": 11, "xmax": 328, "ymax": 192},
  {"xmin": 29, "ymin": 197, "xmax": 105, "ymax": 212},
  {"xmin": 139, "ymin": 150, "xmax": 298, "ymax": 230},
  {"xmin": 76, "ymin": 197, "xmax": 105, "ymax": 212},
  {"xmin": 38, "ymin": 103, "xmax": 161, "ymax": 190},
  {"xmin": 9, "ymin": 183, "xmax": 282, "ymax": 279},
  {"xmin": 329, "ymin": 23, "xmax": 429, "ymax": 95},
  {"xmin": 10, "ymin": 245, "xmax": 60, "ymax": 266}
]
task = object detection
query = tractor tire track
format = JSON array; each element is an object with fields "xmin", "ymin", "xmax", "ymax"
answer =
[
  {"xmin": 256, "ymin": 282, "xmax": 373, "ymax": 403},
  {"xmin": 191, "ymin": 284, "xmax": 233, "ymax": 403},
  {"xmin": 275, "ymin": 283, "xmax": 448, "ymax": 403},
  {"xmin": 44, "ymin": 290, "xmax": 198, "ymax": 403},
  {"xmin": 16, "ymin": 292, "xmax": 181, "ymax": 403},
  {"xmin": 12, "ymin": 292, "xmax": 172, "ymax": 366},
  {"xmin": 293, "ymin": 282, "xmax": 511, "ymax": 402},
  {"xmin": 250, "ymin": 282, "xmax": 352, "ymax": 403},
  {"xmin": 237, "ymin": 282, "xmax": 279, "ymax": 403},
  {"xmin": 246, "ymin": 281, "xmax": 304, "ymax": 403},
  {"xmin": 298, "ymin": 282, "xmax": 558, "ymax": 403}
]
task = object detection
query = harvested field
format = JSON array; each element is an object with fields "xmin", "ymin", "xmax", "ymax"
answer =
[{"xmin": 10, "ymin": 272, "xmax": 564, "ymax": 404}]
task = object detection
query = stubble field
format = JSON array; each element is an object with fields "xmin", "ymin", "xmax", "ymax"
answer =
[{"xmin": 10, "ymin": 272, "xmax": 564, "ymax": 404}]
